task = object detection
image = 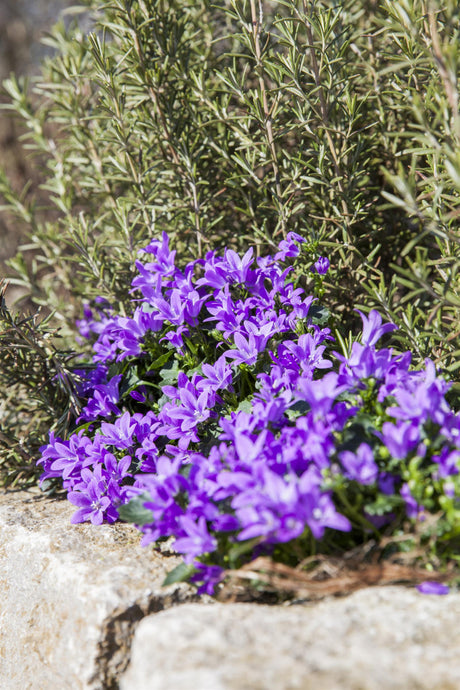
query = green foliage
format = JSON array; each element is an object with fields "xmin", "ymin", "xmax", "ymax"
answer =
[
  {"xmin": 162, "ymin": 561, "xmax": 197, "ymax": 586},
  {"xmin": 118, "ymin": 492, "xmax": 154, "ymax": 526},
  {"xmin": 359, "ymin": 0, "xmax": 460, "ymax": 377},
  {"xmin": 0, "ymin": 0, "xmax": 459, "ymax": 484},
  {"xmin": 0, "ymin": 282, "xmax": 79, "ymax": 487}
]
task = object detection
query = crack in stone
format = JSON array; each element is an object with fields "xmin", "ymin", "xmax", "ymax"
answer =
[{"xmin": 92, "ymin": 586, "xmax": 208, "ymax": 689}]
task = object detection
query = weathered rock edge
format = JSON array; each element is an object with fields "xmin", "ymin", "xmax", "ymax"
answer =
[
  {"xmin": 3, "ymin": 488, "xmax": 460, "ymax": 690},
  {"xmin": 121, "ymin": 589, "xmax": 460, "ymax": 690},
  {"xmin": 0, "ymin": 488, "xmax": 209, "ymax": 689}
]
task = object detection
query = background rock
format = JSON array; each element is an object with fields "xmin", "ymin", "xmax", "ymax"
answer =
[
  {"xmin": 121, "ymin": 588, "xmax": 460, "ymax": 690},
  {"xmin": 0, "ymin": 489, "xmax": 205, "ymax": 690}
]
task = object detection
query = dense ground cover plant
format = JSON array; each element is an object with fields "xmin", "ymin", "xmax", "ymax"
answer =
[
  {"xmin": 0, "ymin": 0, "xmax": 458, "ymax": 592},
  {"xmin": 37, "ymin": 234, "xmax": 460, "ymax": 593}
]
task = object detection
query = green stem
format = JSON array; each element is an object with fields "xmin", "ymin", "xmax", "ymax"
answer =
[{"xmin": 336, "ymin": 489, "xmax": 380, "ymax": 539}]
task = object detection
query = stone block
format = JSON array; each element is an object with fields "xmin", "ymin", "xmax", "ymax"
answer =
[
  {"xmin": 3, "ymin": 488, "xmax": 460, "ymax": 690},
  {"xmin": 0, "ymin": 489, "xmax": 202, "ymax": 689},
  {"xmin": 121, "ymin": 588, "xmax": 460, "ymax": 690}
]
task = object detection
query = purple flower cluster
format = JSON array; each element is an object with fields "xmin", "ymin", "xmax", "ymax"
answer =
[{"xmin": 38, "ymin": 232, "xmax": 460, "ymax": 593}]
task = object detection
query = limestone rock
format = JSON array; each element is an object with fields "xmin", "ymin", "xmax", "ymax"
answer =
[
  {"xmin": 121, "ymin": 587, "xmax": 460, "ymax": 690},
  {"xmin": 2, "ymin": 488, "xmax": 460, "ymax": 690},
  {"xmin": 0, "ymin": 489, "xmax": 202, "ymax": 690}
]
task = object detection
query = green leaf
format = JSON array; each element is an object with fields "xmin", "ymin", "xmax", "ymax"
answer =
[
  {"xmin": 118, "ymin": 493, "xmax": 154, "ymax": 526},
  {"xmin": 227, "ymin": 537, "xmax": 262, "ymax": 566},
  {"xmin": 120, "ymin": 366, "xmax": 142, "ymax": 394},
  {"xmin": 158, "ymin": 359, "xmax": 180, "ymax": 385},
  {"xmin": 234, "ymin": 398, "xmax": 253, "ymax": 414},
  {"xmin": 72, "ymin": 420, "xmax": 95, "ymax": 435},
  {"xmin": 309, "ymin": 304, "xmax": 330, "ymax": 326},
  {"xmin": 148, "ymin": 349, "xmax": 174, "ymax": 371},
  {"xmin": 285, "ymin": 399, "xmax": 309, "ymax": 420},
  {"xmin": 339, "ymin": 418, "xmax": 378, "ymax": 451},
  {"xmin": 364, "ymin": 494, "xmax": 402, "ymax": 516},
  {"xmin": 162, "ymin": 561, "xmax": 197, "ymax": 587}
]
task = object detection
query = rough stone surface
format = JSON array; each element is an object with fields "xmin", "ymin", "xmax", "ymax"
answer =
[
  {"xmin": 2, "ymin": 488, "xmax": 460, "ymax": 690},
  {"xmin": 121, "ymin": 588, "xmax": 460, "ymax": 690},
  {"xmin": 0, "ymin": 489, "xmax": 204, "ymax": 690}
]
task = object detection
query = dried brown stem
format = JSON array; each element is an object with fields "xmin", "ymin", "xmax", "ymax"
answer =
[{"xmin": 219, "ymin": 555, "xmax": 451, "ymax": 602}]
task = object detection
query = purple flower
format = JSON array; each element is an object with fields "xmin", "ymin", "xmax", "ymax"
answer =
[
  {"xmin": 189, "ymin": 563, "xmax": 224, "ymax": 596},
  {"xmin": 224, "ymin": 247, "xmax": 254, "ymax": 283},
  {"xmin": 91, "ymin": 308, "xmax": 163, "ymax": 362},
  {"xmin": 432, "ymin": 447, "xmax": 460, "ymax": 478},
  {"xmin": 103, "ymin": 452, "xmax": 132, "ymax": 482},
  {"xmin": 274, "ymin": 232, "xmax": 306, "ymax": 262},
  {"xmin": 196, "ymin": 253, "xmax": 229, "ymax": 289},
  {"xmin": 312, "ymin": 257, "xmax": 330, "ymax": 275},
  {"xmin": 339, "ymin": 443, "xmax": 378, "ymax": 485},
  {"xmin": 380, "ymin": 421, "xmax": 420, "ymax": 460},
  {"xmin": 99, "ymin": 411, "xmax": 137, "ymax": 449},
  {"xmin": 364, "ymin": 511, "xmax": 395, "ymax": 529},
  {"xmin": 173, "ymin": 515, "xmax": 217, "ymax": 562},
  {"xmin": 356, "ymin": 309, "xmax": 397, "ymax": 347},
  {"xmin": 378, "ymin": 472, "xmax": 396, "ymax": 495},
  {"xmin": 150, "ymin": 289, "xmax": 186, "ymax": 326},
  {"xmin": 233, "ymin": 430, "xmax": 268, "ymax": 464},
  {"xmin": 336, "ymin": 343, "xmax": 394, "ymax": 386},
  {"xmin": 182, "ymin": 289, "xmax": 209, "ymax": 325},
  {"xmin": 167, "ymin": 388, "xmax": 215, "ymax": 430},
  {"xmin": 219, "ymin": 412, "xmax": 259, "ymax": 442},
  {"xmin": 400, "ymin": 483, "xmax": 425, "ymax": 521},
  {"xmin": 387, "ymin": 374, "xmax": 450, "ymax": 426},
  {"xmin": 160, "ymin": 386, "xmax": 216, "ymax": 449},
  {"xmin": 78, "ymin": 374, "xmax": 122, "ymax": 422},
  {"xmin": 68, "ymin": 466, "xmax": 120, "ymax": 525},
  {"xmin": 417, "ymin": 581, "xmax": 450, "ymax": 595},
  {"xmin": 280, "ymin": 333, "xmax": 332, "ymax": 376},
  {"xmin": 296, "ymin": 372, "xmax": 344, "ymax": 418},
  {"xmin": 232, "ymin": 468, "xmax": 305, "ymax": 543},
  {"xmin": 136, "ymin": 231, "xmax": 177, "ymax": 278},
  {"xmin": 76, "ymin": 299, "xmax": 113, "ymax": 339},
  {"xmin": 205, "ymin": 288, "xmax": 247, "ymax": 338},
  {"xmin": 160, "ymin": 327, "xmax": 188, "ymax": 352},
  {"xmin": 303, "ymin": 485, "xmax": 352, "ymax": 539},
  {"xmin": 44, "ymin": 432, "xmax": 93, "ymax": 482},
  {"xmin": 130, "ymin": 386, "xmax": 147, "ymax": 403},
  {"xmin": 196, "ymin": 356, "xmax": 234, "ymax": 392},
  {"xmin": 39, "ymin": 230, "xmax": 460, "ymax": 597},
  {"xmin": 224, "ymin": 331, "xmax": 268, "ymax": 366}
]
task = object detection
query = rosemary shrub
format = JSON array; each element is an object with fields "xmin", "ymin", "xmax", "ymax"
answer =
[{"xmin": 0, "ymin": 0, "xmax": 459, "ymax": 486}]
